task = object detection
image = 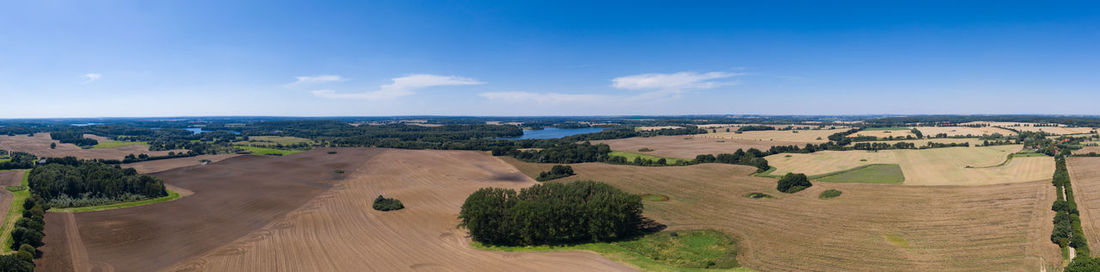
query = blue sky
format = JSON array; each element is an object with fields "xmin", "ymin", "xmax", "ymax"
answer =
[{"xmin": 1, "ymin": 1, "xmax": 1098, "ymax": 118}]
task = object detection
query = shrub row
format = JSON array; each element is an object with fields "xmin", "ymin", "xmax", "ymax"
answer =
[
  {"xmin": 536, "ymin": 165, "xmax": 574, "ymax": 181},
  {"xmin": 1, "ymin": 195, "xmax": 48, "ymax": 272}
]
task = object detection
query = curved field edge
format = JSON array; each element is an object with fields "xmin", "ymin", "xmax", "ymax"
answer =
[
  {"xmin": 48, "ymin": 189, "xmax": 182, "ymax": 213},
  {"xmin": 472, "ymin": 231, "xmax": 757, "ymax": 272},
  {"xmin": 0, "ymin": 169, "xmax": 29, "ymax": 253}
]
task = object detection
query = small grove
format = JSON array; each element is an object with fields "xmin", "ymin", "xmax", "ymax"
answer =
[
  {"xmin": 0, "ymin": 187, "xmax": 48, "ymax": 271},
  {"xmin": 458, "ymin": 181, "xmax": 642, "ymax": 246},
  {"xmin": 28, "ymin": 157, "xmax": 167, "ymax": 208},
  {"xmin": 536, "ymin": 165, "xmax": 574, "ymax": 181}
]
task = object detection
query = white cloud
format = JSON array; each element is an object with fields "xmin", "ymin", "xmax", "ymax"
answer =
[
  {"xmin": 479, "ymin": 91, "xmax": 607, "ymax": 103},
  {"xmin": 289, "ymin": 75, "xmax": 345, "ymax": 85},
  {"xmin": 311, "ymin": 74, "xmax": 483, "ymax": 100},
  {"xmin": 611, "ymin": 71, "xmax": 740, "ymax": 91},
  {"xmin": 81, "ymin": 73, "xmax": 101, "ymax": 84}
]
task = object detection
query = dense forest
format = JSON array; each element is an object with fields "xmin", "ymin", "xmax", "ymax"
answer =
[
  {"xmin": 28, "ymin": 159, "xmax": 167, "ymax": 208},
  {"xmin": 458, "ymin": 181, "xmax": 642, "ymax": 246}
]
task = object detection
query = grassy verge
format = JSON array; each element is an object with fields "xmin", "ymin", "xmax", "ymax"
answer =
[
  {"xmin": 750, "ymin": 167, "xmax": 779, "ymax": 178},
  {"xmin": 474, "ymin": 230, "xmax": 755, "ymax": 272},
  {"xmin": 812, "ymin": 164, "xmax": 905, "ymax": 184},
  {"xmin": 609, "ymin": 151, "xmax": 689, "ymax": 164},
  {"xmin": 0, "ymin": 170, "xmax": 30, "ymax": 253},
  {"xmin": 49, "ymin": 189, "xmax": 181, "ymax": 213},
  {"xmin": 93, "ymin": 140, "xmax": 148, "ymax": 149},
  {"xmin": 236, "ymin": 145, "xmax": 306, "ymax": 156},
  {"xmin": 0, "ymin": 158, "xmax": 9, "ymax": 164}
]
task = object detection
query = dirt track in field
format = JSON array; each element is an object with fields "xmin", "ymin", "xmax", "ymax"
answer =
[
  {"xmin": 593, "ymin": 135, "xmax": 807, "ymax": 159},
  {"xmin": 37, "ymin": 148, "xmax": 629, "ymax": 272},
  {"xmin": 0, "ymin": 133, "xmax": 184, "ymax": 160},
  {"xmin": 505, "ymin": 158, "xmax": 1062, "ymax": 272},
  {"xmin": 1068, "ymin": 157, "xmax": 1100, "ymax": 252}
]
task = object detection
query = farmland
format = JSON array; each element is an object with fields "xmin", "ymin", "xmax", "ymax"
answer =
[
  {"xmin": 766, "ymin": 145, "xmax": 1053, "ymax": 185},
  {"xmin": 608, "ymin": 151, "xmax": 689, "ymax": 164},
  {"xmin": 234, "ymin": 135, "xmax": 314, "ymax": 146},
  {"xmin": 504, "ymin": 158, "xmax": 1061, "ymax": 271},
  {"xmin": 235, "ymin": 145, "xmax": 305, "ymax": 156},
  {"xmin": 0, "ymin": 133, "xmax": 184, "ymax": 160},
  {"xmin": 0, "ymin": 170, "xmax": 27, "ymax": 253},
  {"xmin": 593, "ymin": 135, "xmax": 803, "ymax": 160},
  {"xmin": 959, "ymin": 122, "xmax": 1097, "ymax": 135},
  {"xmin": 853, "ymin": 128, "xmax": 915, "ymax": 139},
  {"xmin": 696, "ymin": 128, "xmax": 850, "ymax": 143},
  {"xmin": 864, "ymin": 138, "xmax": 986, "ymax": 147},
  {"xmin": 912, "ymin": 126, "xmax": 1016, "ymax": 137},
  {"xmin": 37, "ymin": 149, "xmax": 630, "ymax": 271},
  {"xmin": 1068, "ymin": 157, "xmax": 1100, "ymax": 253}
]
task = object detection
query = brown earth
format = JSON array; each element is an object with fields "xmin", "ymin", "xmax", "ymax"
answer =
[
  {"xmin": 504, "ymin": 158, "xmax": 1062, "ymax": 271},
  {"xmin": 121, "ymin": 154, "xmax": 241, "ymax": 174},
  {"xmin": 37, "ymin": 148, "xmax": 630, "ymax": 272},
  {"xmin": 1068, "ymin": 157, "xmax": 1100, "ymax": 253},
  {"xmin": 593, "ymin": 135, "xmax": 807, "ymax": 159},
  {"xmin": 0, "ymin": 133, "xmax": 184, "ymax": 160}
]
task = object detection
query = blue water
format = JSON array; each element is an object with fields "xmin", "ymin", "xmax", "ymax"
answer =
[
  {"xmin": 185, "ymin": 127, "xmax": 240, "ymax": 135},
  {"xmin": 71, "ymin": 123, "xmax": 103, "ymax": 127},
  {"xmin": 500, "ymin": 127, "xmax": 607, "ymax": 140}
]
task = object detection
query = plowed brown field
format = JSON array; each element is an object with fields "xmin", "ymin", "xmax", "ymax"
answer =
[
  {"xmin": 0, "ymin": 133, "xmax": 183, "ymax": 160},
  {"xmin": 121, "ymin": 154, "xmax": 240, "ymax": 174},
  {"xmin": 36, "ymin": 149, "xmax": 629, "ymax": 272},
  {"xmin": 504, "ymin": 158, "xmax": 1062, "ymax": 271}
]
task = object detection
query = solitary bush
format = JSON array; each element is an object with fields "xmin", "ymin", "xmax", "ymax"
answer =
[
  {"xmin": 536, "ymin": 165, "xmax": 575, "ymax": 181},
  {"xmin": 458, "ymin": 180, "xmax": 642, "ymax": 246},
  {"xmin": 819, "ymin": 189, "xmax": 842, "ymax": 199},
  {"xmin": 745, "ymin": 192, "xmax": 772, "ymax": 199},
  {"xmin": 638, "ymin": 147, "xmax": 654, "ymax": 152},
  {"xmin": 777, "ymin": 173, "xmax": 812, "ymax": 193},
  {"xmin": 372, "ymin": 195, "xmax": 404, "ymax": 211}
]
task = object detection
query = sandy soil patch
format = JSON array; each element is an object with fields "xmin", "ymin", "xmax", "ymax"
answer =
[
  {"xmin": 0, "ymin": 133, "xmax": 185, "ymax": 160},
  {"xmin": 504, "ymin": 158, "xmax": 1061, "ymax": 272},
  {"xmin": 767, "ymin": 145, "xmax": 1053, "ymax": 185}
]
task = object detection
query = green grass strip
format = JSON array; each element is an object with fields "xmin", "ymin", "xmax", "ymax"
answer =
[
  {"xmin": 0, "ymin": 169, "xmax": 30, "ymax": 253},
  {"xmin": 812, "ymin": 164, "xmax": 905, "ymax": 184},
  {"xmin": 608, "ymin": 151, "xmax": 689, "ymax": 164},
  {"xmin": 236, "ymin": 145, "xmax": 306, "ymax": 156},
  {"xmin": 49, "ymin": 189, "xmax": 182, "ymax": 213},
  {"xmin": 93, "ymin": 140, "xmax": 149, "ymax": 149}
]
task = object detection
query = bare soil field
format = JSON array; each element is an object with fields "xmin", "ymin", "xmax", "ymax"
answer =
[
  {"xmin": 853, "ymin": 129, "xmax": 916, "ymax": 139},
  {"xmin": 0, "ymin": 133, "xmax": 184, "ymax": 160},
  {"xmin": 593, "ymin": 135, "xmax": 807, "ymax": 159},
  {"xmin": 37, "ymin": 149, "xmax": 628, "ymax": 272},
  {"xmin": 1068, "ymin": 157, "xmax": 1100, "ymax": 251},
  {"xmin": 913, "ymin": 126, "xmax": 1016, "ymax": 137},
  {"xmin": 697, "ymin": 128, "xmax": 850, "ymax": 143},
  {"xmin": 960, "ymin": 122, "xmax": 1096, "ymax": 135},
  {"xmin": 767, "ymin": 145, "xmax": 1053, "ymax": 185},
  {"xmin": 121, "ymin": 154, "xmax": 241, "ymax": 174},
  {"xmin": 504, "ymin": 158, "xmax": 1062, "ymax": 271}
]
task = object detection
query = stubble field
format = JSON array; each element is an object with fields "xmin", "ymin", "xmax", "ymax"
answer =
[
  {"xmin": 766, "ymin": 145, "xmax": 1053, "ymax": 185},
  {"xmin": 912, "ymin": 126, "xmax": 1016, "ymax": 137},
  {"xmin": 504, "ymin": 158, "xmax": 1062, "ymax": 271},
  {"xmin": 593, "ymin": 135, "xmax": 807, "ymax": 159},
  {"xmin": 1068, "ymin": 157, "xmax": 1100, "ymax": 251},
  {"xmin": 696, "ymin": 128, "xmax": 850, "ymax": 143}
]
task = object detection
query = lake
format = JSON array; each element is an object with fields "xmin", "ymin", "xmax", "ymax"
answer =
[
  {"xmin": 185, "ymin": 127, "xmax": 240, "ymax": 135},
  {"xmin": 500, "ymin": 127, "xmax": 607, "ymax": 140}
]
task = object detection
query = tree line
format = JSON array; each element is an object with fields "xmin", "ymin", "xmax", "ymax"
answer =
[
  {"xmin": 0, "ymin": 188, "xmax": 49, "ymax": 272},
  {"xmin": 28, "ymin": 159, "xmax": 167, "ymax": 208},
  {"xmin": 458, "ymin": 181, "xmax": 642, "ymax": 246}
]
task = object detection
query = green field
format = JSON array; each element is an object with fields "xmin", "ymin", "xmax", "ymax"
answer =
[
  {"xmin": 0, "ymin": 170, "xmax": 30, "ymax": 253},
  {"xmin": 0, "ymin": 158, "xmax": 9, "ymax": 164},
  {"xmin": 812, "ymin": 164, "xmax": 905, "ymax": 184},
  {"xmin": 862, "ymin": 127, "xmax": 911, "ymax": 131},
  {"xmin": 236, "ymin": 145, "xmax": 306, "ymax": 156},
  {"xmin": 49, "ymin": 189, "xmax": 182, "ymax": 213},
  {"xmin": 93, "ymin": 140, "xmax": 149, "ymax": 149},
  {"xmin": 609, "ymin": 151, "xmax": 689, "ymax": 164},
  {"xmin": 475, "ymin": 230, "xmax": 754, "ymax": 272}
]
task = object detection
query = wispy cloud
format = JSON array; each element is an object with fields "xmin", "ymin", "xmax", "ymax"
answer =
[
  {"xmin": 611, "ymin": 72, "xmax": 740, "ymax": 91},
  {"xmin": 81, "ymin": 73, "xmax": 101, "ymax": 84},
  {"xmin": 311, "ymin": 74, "xmax": 483, "ymax": 100},
  {"xmin": 289, "ymin": 75, "xmax": 345, "ymax": 86},
  {"xmin": 479, "ymin": 91, "xmax": 608, "ymax": 103}
]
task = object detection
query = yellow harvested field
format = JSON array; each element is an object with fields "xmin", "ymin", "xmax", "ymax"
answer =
[
  {"xmin": 913, "ymin": 126, "xmax": 1017, "ymax": 137},
  {"xmin": 697, "ymin": 124, "xmax": 846, "ymax": 130},
  {"xmin": 767, "ymin": 145, "xmax": 1053, "ymax": 185},
  {"xmin": 1076, "ymin": 145, "xmax": 1100, "ymax": 155},
  {"xmin": 864, "ymin": 138, "xmax": 986, "ymax": 147},
  {"xmin": 504, "ymin": 158, "xmax": 1061, "ymax": 271},
  {"xmin": 960, "ymin": 122, "xmax": 1096, "ymax": 135},
  {"xmin": 697, "ymin": 128, "xmax": 850, "ymax": 143},
  {"xmin": 593, "ymin": 135, "xmax": 805, "ymax": 159},
  {"xmin": 1069, "ymin": 157, "xmax": 1100, "ymax": 252},
  {"xmin": 0, "ymin": 133, "xmax": 185, "ymax": 160},
  {"xmin": 853, "ymin": 129, "xmax": 916, "ymax": 139}
]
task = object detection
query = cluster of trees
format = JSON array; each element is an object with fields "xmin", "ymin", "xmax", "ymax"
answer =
[
  {"xmin": 563, "ymin": 126, "xmax": 705, "ymax": 142},
  {"xmin": 28, "ymin": 159, "xmax": 167, "ymax": 208},
  {"xmin": 512, "ymin": 142, "xmax": 611, "ymax": 164},
  {"xmin": 121, "ymin": 151, "xmax": 196, "ymax": 163},
  {"xmin": 1, "ymin": 194, "xmax": 48, "ymax": 272},
  {"xmin": 0, "ymin": 152, "xmax": 36, "ymax": 170},
  {"xmin": 458, "ymin": 181, "xmax": 642, "ymax": 246},
  {"xmin": 694, "ymin": 150, "xmax": 770, "ymax": 171},
  {"xmin": 606, "ymin": 156, "xmax": 683, "ymax": 166},
  {"xmin": 852, "ymin": 142, "xmax": 916, "ymax": 150},
  {"xmin": 777, "ymin": 173, "xmax": 812, "ymax": 193},
  {"xmin": 536, "ymin": 165, "xmax": 575, "ymax": 181},
  {"xmin": 372, "ymin": 195, "xmax": 404, "ymax": 211},
  {"xmin": 736, "ymin": 125, "xmax": 775, "ymax": 132},
  {"xmin": 1051, "ymin": 156, "xmax": 1090, "ymax": 255},
  {"xmin": 49, "ymin": 131, "xmax": 98, "ymax": 146},
  {"xmin": 865, "ymin": 115, "xmax": 1100, "ymax": 128}
]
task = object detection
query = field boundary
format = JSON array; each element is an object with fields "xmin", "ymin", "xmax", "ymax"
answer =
[
  {"xmin": 48, "ymin": 189, "xmax": 183, "ymax": 213},
  {"xmin": 0, "ymin": 169, "xmax": 30, "ymax": 253}
]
